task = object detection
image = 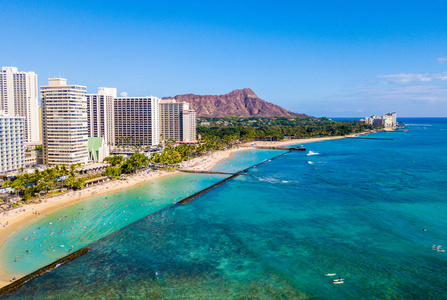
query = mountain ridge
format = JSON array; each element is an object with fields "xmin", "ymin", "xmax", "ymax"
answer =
[{"xmin": 162, "ymin": 88, "xmax": 306, "ymax": 118}]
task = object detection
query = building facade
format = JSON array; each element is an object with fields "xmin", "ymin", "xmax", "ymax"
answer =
[
  {"xmin": 159, "ymin": 99, "xmax": 185, "ymax": 142},
  {"xmin": 0, "ymin": 111, "xmax": 25, "ymax": 174},
  {"xmin": 159, "ymin": 99, "xmax": 196, "ymax": 143},
  {"xmin": 88, "ymin": 137, "xmax": 110, "ymax": 162},
  {"xmin": 364, "ymin": 112, "xmax": 397, "ymax": 128},
  {"xmin": 41, "ymin": 78, "xmax": 89, "ymax": 166},
  {"xmin": 114, "ymin": 96, "xmax": 159, "ymax": 146},
  {"xmin": 0, "ymin": 67, "xmax": 39, "ymax": 142},
  {"xmin": 182, "ymin": 107, "xmax": 197, "ymax": 142},
  {"xmin": 382, "ymin": 112, "xmax": 397, "ymax": 127},
  {"xmin": 86, "ymin": 87, "xmax": 116, "ymax": 146}
]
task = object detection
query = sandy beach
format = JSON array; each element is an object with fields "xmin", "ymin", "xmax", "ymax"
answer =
[
  {"xmin": 0, "ymin": 134, "xmax": 367, "ymax": 288},
  {"xmin": 241, "ymin": 133, "xmax": 368, "ymax": 148},
  {"xmin": 0, "ymin": 146, "xmax": 255, "ymax": 287}
]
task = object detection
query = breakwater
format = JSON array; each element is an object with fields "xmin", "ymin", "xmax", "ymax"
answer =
[
  {"xmin": 255, "ymin": 146, "xmax": 306, "ymax": 150},
  {"xmin": 0, "ymin": 248, "xmax": 90, "ymax": 296},
  {"xmin": 178, "ymin": 170, "xmax": 236, "ymax": 175},
  {"xmin": 0, "ymin": 150, "xmax": 293, "ymax": 295}
]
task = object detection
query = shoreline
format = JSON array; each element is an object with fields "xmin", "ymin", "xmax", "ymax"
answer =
[
  {"xmin": 0, "ymin": 132, "xmax": 370, "ymax": 288},
  {"xmin": 241, "ymin": 132, "xmax": 370, "ymax": 148},
  {"xmin": 0, "ymin": 146, "xmax": 253, "ymax": 287}
]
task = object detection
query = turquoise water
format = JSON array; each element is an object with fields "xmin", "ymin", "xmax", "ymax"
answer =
[
  {"xmin": 1, "ymin": 149, "xmax": 275, "ymax": 276},
  {"xmin": 0, "ymin": 173, "xmax": 228, "ymax": 275},
  {"xmin": 3, "ymin": 119, "xmax": 447, "ymax": 299}
]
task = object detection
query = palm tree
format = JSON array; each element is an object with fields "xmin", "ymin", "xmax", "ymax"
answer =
[
  {"xmin": 1, "ymin": 179, "xmax": 11, "ymax": 206},
  {"xmin": 10, "ymin": 178, "xmax": 24, "ymax": 203}
]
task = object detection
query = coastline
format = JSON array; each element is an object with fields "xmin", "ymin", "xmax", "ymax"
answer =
[
  {"xmin": 0, "ymin": 146, "xmax": 253, "ymax": 288},
  {"xmin": 241, "ymin": 133, "xmax": 369, "ymax": 148},
  {"xmin": 0, "ymin": 133, "xmax": 369, "ymax": 288}
]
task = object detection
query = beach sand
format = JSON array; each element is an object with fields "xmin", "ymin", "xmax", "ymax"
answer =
[
  {"xmin": 240, "ymin": 133, "xmax": 367, "ymax": 148},
  {"xmin": 0, "ymin": 146, "xmax": 253, "ymax": 287},
  {"xmin": 0, "ymin": 134, "xmax": 367, "ymax": 287}
]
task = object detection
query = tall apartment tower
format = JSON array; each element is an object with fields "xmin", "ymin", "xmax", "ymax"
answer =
[
  {"xmin": 114, "ymin": 96, "xmax": 159, "ymax": 146},
  {"xmin": 182, "ymin": 107, "xmax": 197, "ymax": 142},
  {"xmin": 0, "ymin": 111, "xmax": 25, "ymax": 174},
  {"xmin": 41, "ymin": 78, "xmax": 89, "ymax": 166},
  {"xmin": 0, "ymin": 67, "xmax": 39, "ymax": 142},
  {"xmin": 159, "ymin": 99, "xmax": 196, "ymax": 142},
  {"xmin": 86, "ymin": 87, "xmax": 116, "ymax": 146}
]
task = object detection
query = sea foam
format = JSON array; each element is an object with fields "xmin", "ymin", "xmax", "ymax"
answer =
[{"xmin": 307, "ymin": 151, "xmax": 319, "ymax": 156}]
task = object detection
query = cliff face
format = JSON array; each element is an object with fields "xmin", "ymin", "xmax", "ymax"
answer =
[{"xmin": 163, "ymin": 88, "xmax": 306, "ymax": 118}]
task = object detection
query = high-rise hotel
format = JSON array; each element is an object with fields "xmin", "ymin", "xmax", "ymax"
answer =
[
  {"xmin": 0, "ymin": 111, "xmax": 25, "ymax": 174},
  {"xmin": 41, "ymin": 78, "xmax": 89, "ymax": 165},
  {"xmin": 86, "ymin": 87, "xmax": 116, "ymax": 146},
  {"xmin": 114, "ymin": 96, "xmax": 159, "ymax": 146},
  {"xmin": 0, "ymin": 67, "xmax": 39, "ymax": 142},
  {"xmin": 159, "ymin": 99, "xmax": 196, "ymax": 142}
]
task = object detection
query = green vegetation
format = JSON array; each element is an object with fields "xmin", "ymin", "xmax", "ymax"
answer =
[
  {"xmin": 0, "ymin": 116, "xmax": 372, "ymax": 208},
  {"xmin": 103, "ymin": 153, "xmax": 149, "ymax": 177},
  {"xmin": 198, "ymin": 116, "xmax": 373, "ymax": 141},
  {"xmin": 1, "ymin": 163, "xmax": 91, "ymax": 207}
]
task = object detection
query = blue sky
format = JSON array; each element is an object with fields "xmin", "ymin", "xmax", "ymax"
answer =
[{"xmin": 1, "ymin": 0, "xmax": 447, "ymax": 117}]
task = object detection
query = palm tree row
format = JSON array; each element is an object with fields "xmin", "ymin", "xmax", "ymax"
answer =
[{"xmin": 1, "ymin": 163, "xmax": 85, "ymax": 205}]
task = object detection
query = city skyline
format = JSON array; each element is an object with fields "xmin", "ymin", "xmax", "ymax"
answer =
[{"xmin": 1, "ymin": 1, "xmax": 447, "ymax": 117}]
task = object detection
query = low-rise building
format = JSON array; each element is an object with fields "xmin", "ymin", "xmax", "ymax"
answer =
[{"xmin": 88, "ymin": 137, "xmax": 110, "ymax": 162}]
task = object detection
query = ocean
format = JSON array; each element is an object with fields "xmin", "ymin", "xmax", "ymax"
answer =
[{"xmin": 2, "ymin": 118, "xmax": 447, "ymax": 299}]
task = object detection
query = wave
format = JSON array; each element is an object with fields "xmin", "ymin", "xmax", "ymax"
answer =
[
  {"xmin": 308, "ymin": 161, "xmax": 326, "ymax": 165},
  {"xmin": 307, "ymin": 151, "xmax": 319, "ymax": 156},
  {"xmin": 256, "ymin": 177, "xmax": 292, "ymax": 184},
  {"xmin": 405, "ymin": 124, "xmax": 432, "ymax": 126}
]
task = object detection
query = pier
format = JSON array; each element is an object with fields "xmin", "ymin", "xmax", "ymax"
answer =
[
  {"xmin": 254, "ymin": 146, "xmax": 306, "ymax": 151},
  {"xmin": 0, "ymin": 150, "xmax": 293, "ymax": 295}
]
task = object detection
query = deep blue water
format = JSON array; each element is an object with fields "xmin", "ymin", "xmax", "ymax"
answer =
[{"xmin": 3, "ymin": 118, "xmax": 447, "ymax": 299}]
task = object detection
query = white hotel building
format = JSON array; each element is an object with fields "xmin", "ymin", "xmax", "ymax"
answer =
[
  {"xmin": 0, "ymin": 67, "xmax": 39, "ymax": 143},
  {"xmin": 41, "ymin": 78, "xmax": 89, "ymax": 166},
  {"xmin": 0, "ymin": 111, "xmax": 25, "ymax": 174},
  {"xmin": 114, "ymin": 96, "xmax": 159, "ymax": 146}
]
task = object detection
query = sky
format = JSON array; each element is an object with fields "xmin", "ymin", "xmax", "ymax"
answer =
[{"xmin": 1, "ymin": 0, "xmax": 447, "ymax": 117}]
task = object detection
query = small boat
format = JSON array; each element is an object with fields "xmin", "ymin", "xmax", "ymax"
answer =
[
  {"xmin": 324, "ymin": 273, "xmax": 336, "ymax": 277},
  {"xmin": 333, "ymin": 278, "xmax": 344, "ymax": 284}
]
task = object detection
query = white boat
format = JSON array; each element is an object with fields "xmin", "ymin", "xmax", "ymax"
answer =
[
  {"xmin": 324, "ymin": 273, "xmax": 336, "ymax": 276},
  {"xmin": 333, "ymin": 278, "xmax": 344, "ymax": 284}
]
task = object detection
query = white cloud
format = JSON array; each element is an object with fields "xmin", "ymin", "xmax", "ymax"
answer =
[
  {"xmin": 377, "ymin": 73, "xmax": 432, "ymax": 84},
  {"xmin": 120, "ymin": 92, "xmax": 128, "ymax": 97},
  {"xmin": 377, "ymin": 72, "xmax": 447, "ymax": 84},
  {"xmin": 438, "ymin": 57, "xmax": 447, "ymax": 63},
  {"xmin": 354, "ymin": 85, "xmax": 447, "ymax": 103}
]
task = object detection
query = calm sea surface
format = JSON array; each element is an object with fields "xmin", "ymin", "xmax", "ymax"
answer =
[{"xmin": 2, "ymin": 118, "xmax": 447, "ymax": 299}]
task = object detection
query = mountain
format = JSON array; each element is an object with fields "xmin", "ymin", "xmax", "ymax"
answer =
[{"xmin": 162, "ymin": 88, "xmax": 306, "ymax": 118}]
